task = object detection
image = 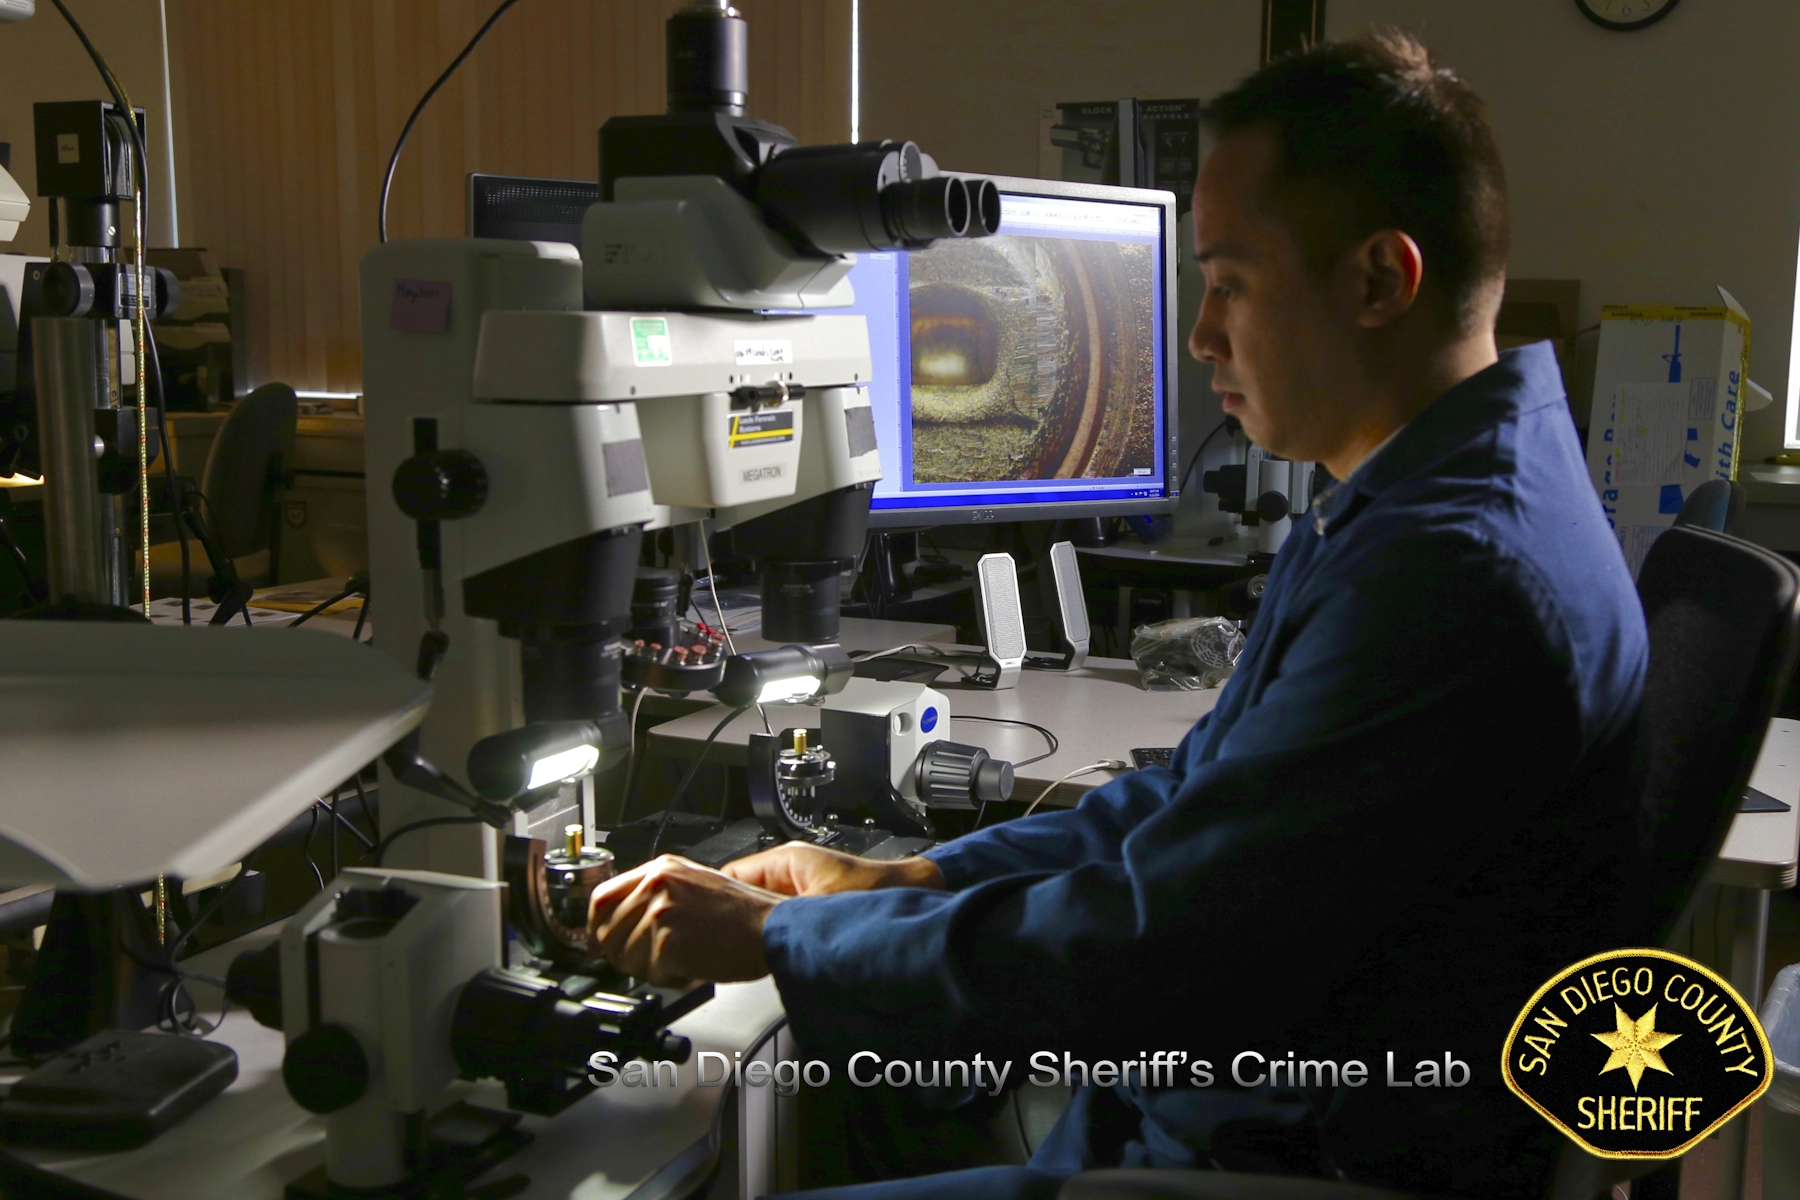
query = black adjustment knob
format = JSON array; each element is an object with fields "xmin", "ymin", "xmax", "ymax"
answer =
[
  {"xmin": 917, "ymin": 740, "xmax": 1012, "ymax": 811},
  {"xmin": 1254, "ymin": 490, "xmax": 1290, "ymax": 522},
  {"xmin": 41, "ymin": 263, "xmax": 95, "ymax": 317},
  {"xmin": 974, "ymin": 756, "xmax": 1014, "ymax": 804},
  {"xmin": 152, "ymin": 266, "xmax": 183, "ymax": 320},
  {"xmin": 393, "ymin": 449, "xmax": 487, "ymax": 521},
  {"xmin": 225, "ymin": 943, "xmax": 283, "ymax": 1030},
  {"xmin": 282, "ymin": 1024, "xmax": 369, "ymax": 1114}
]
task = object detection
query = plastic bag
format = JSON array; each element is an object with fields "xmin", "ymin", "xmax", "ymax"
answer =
[
  {"xmin": 1762, "ymin": 963, "xmax": 1800, "ymax": 1116},
  {"xmin": 1130, "ymin": 617, "xmax": 1245, "ymax": 692}
]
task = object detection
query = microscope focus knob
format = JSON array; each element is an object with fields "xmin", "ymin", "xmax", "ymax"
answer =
[
  {"xmin": 1254, "ymin": 490, "xmax": 1291, "ymax": 523},
  {"xmin": 282, "ymin": 1024, "xmax": 369, "ymax": 1114},
  {"xmin": 916, "ymin": 740, "xmax": 1014, "ymax": 810},
  {"xmin": 392, "ymin": 449, "xmax": 488, "ymax": 522}
]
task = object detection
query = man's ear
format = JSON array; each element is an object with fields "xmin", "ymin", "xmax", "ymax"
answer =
[{"xmin": 1347, "ymin": 229, "xmax": 1424, "ymax": 328}]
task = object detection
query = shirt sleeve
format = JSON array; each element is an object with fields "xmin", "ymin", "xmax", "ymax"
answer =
[
  {"xmin": 763, "ymin": 530, "xmax": 1587, "ymax": 1065},
  {"xmin": 921, "ymin": 716, "xmax": 1208, "ymax": 889}
]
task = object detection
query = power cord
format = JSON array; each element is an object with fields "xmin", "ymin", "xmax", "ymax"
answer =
[
  {"xmin": 142, "ymin": 334, "xmax": 192, "ymax": 623},
  {"xmin": 649, "ymin": 705, "xmax": 749, "ymax": 857},
  {"xmin": 696, "ymin": 530, "xmax": 771, "ymax": 736},
  {"xmin": 288, "ymin": 573, "xmax": 368, "ymax": 629},
  {"xmin": 614, "ymin": 685, "xmax": 651, "ymax": 825},
  {"xmin": 1021, "ymin": 760, "xmax": 1129, "ymax": 817},
  {"xmin": 368, "ymin": 815, "xmax": 486, "ymax": 867},
  {"xmin": 379, "ymin": 0, "xmax": 525, "ymax": 242},
  {"xmin": 950, "ymin": 714, "xmax": 1059, "ymax": 767},
  {"xmin": 1177, "ymin": 416, "xmax": 1240, "ymax": 498}
]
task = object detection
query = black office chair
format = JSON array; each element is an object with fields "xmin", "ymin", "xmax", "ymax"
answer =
[
  {"xmin": 146, "ymin": 382, "xmax": 298, "ymax": 597},
  {"xmin": 1057, "ymin": 526, "xmax": 1800, "ymax": 1200},
  {"xmin": 1671, "ymin": 478, "xmax": 1746, "ymax": 537}
]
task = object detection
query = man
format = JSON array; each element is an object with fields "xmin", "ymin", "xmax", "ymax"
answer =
[{"xmin": 589, "ymin": 32, "xmax": 1646, "ymax": 1199}]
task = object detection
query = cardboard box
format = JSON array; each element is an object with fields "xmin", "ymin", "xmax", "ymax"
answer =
[{"xmin": 1585, "ymin": 287, "xmax": 1751, "ymax": 575}]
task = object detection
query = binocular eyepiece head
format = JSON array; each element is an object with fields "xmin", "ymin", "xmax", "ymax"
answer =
[{"xmin": 754, "ymin": 140, "xmax": 1002, "ymax": 257}]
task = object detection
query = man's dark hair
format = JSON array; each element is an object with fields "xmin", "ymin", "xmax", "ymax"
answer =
[{"xmin": 1203, "ymin": 30, "xmax": 1509, "ymax": 332}]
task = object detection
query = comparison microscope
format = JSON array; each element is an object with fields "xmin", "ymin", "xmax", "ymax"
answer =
[{"xmin": 364, "ymin": 0, "xmax": 1013, "ymax": 881}]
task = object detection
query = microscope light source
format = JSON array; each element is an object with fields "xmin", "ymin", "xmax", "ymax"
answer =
[
  {"xmin": 715, "ymin": 643, "xmax": 854, "ymax": 709},
  {"xmin": 468, "ymin": 720, "xmax": 606, "ymax": 801}
]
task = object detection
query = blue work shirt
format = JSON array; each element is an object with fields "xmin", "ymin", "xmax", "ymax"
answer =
[{"xmin": 765, "ymin": 342, "xmax": 1647, "ymax": 1197}]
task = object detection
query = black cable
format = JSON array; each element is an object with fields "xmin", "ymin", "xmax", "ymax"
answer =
[
  {"xmin": 379, "ymin": 0, "xmax": 525, "ymax": 242},
  {"xmin": 318, "ymin": 797, "xmax": 375, "ymax": 850},
  {"xmin": 353, "ymin": 774, "xmax": 378, "ymax": 841},
  {"xmin": 167, "ymin": 869, "xmax": 252, "ymax": 960},
  {"xmin": 368, "ymin": 815, "xmax": 485, "ymax": 867},
  {"xmin": 352, "ymin": 596, "xmax": 370, "ymax": 642},
  {"xmin": 649, "ymin": 706, "xmax": 748, "ymax": 857},
  {"xmin": 144, "ymin": 335, "xmax": 191, "ymax": 624},
  {"xmin": 1176, "ymin": 416, "xmax": 1238, "ymax": 499},
  {"xmin": 950, "ymin": 714, "xmax": 1059, "ymax": 767},
  {"xmin": 288, "ymin": 582, "xmax": 360, "ymax": 628},
  {"xmin": 301, "ymin": 804, "xmax": 326, "ymax": 892}
]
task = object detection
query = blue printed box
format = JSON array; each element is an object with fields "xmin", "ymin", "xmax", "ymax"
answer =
[{"xmin": 1584, "ymin": 288, "xmax": 1751, "ymax": 576}]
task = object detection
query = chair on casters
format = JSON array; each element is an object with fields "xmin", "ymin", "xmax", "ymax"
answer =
[
  {"xmin": 1057, "ymin": 525, "xmax": 1800, "ymax": 1200},
  {"xmin": 145, "ymin": 382, "xmax": 298, "ymax": 599}
]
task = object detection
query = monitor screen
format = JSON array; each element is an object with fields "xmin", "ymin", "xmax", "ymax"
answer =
[
  {"xmin": 468, "ymin": 173, "xmax": 600, "ymax": 245},
  {"xmin": 849, "ymin": 177, "xmax": 1177, "ymax": 526}
]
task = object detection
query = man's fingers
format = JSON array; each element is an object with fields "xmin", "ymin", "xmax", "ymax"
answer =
[{"xmin": 587, "ymin": 861, "xmax": 659, "ymax": 929}]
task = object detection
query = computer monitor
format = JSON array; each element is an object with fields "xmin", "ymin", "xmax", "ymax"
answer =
[
  {"xmin": 467, "ymin": 173, "xmax": 600, "ymax": 245},
  {"xmin": 851, "ymin": 175, "xmax": 1179, "ymax": 527}
]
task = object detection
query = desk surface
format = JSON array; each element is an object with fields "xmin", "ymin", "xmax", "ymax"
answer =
[
  {"xmin": 1712, "ymin": 717, "xmax": 1800, "ymax": 890},
  {"xmin": 1075, "ymin": 533, "xmax": 1255, "ymax": 568},
  {"xmin": 649, "ymin": 651, "xmax": 1214, "ymax": 809},
  {"xmin": 651, "ymin": 657, "xmax": 1800, "ymax": 887},
  {"xmin": 736, "ymin": 616, "xmax": 956, "ymax": 655},
  {"xmin": 14, "ymin": 930, "xmax": 787, "ymax": 1200}
]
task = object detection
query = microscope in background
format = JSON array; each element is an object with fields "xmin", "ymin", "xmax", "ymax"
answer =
[{"xmin": 1203, "ymin": 444, "xmax": 1318, "ymax": 563}]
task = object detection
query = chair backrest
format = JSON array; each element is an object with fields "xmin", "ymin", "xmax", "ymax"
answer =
[
  {"xmin": 200, "ymin": 383, "xmax": 297, "ymax": 560},
  {"xmin": 1671, "ymin": 478, "xmax": 1747, "ymax": 537},
  {"xmin": 1633, "ymin": 525, "xmax": 1800, "ymax": 935}
]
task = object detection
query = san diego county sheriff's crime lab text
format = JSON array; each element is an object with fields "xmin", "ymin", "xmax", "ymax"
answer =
[{"xmin": 584, "ymin": 1049, "xmax": 1477, "ymax": 1095}]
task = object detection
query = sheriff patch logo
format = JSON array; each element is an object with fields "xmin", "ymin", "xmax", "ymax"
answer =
[{"xmin": 1502, "ymin": 948, "xmax": 1772, "ymax": 1158}]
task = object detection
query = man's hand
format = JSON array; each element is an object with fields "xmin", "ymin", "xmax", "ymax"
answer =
[
  {"xmin": 586, "ymin": 855, "xmax": 783, "ymax": 987},
  {"xmin": 723, "ymin": 841, "xmax": 945, "ymax": 896}
]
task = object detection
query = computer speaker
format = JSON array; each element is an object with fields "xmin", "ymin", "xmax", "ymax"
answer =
[
  {"xmin": 971, "ymin": 552, "xmax": 1025, "ymax": 689},
  {"xmin": 1035, "ymin": 540, "xmax": 1089, "ymax": 672}
]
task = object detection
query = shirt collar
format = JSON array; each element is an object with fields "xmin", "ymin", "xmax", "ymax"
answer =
[
  {"xmin": 1310, "ymin": 342, "xmax": 1567, "ymax": 537},
  {"xmin": 1312, "ymin": 425, "xmax": 1406, "ymax": 534}
]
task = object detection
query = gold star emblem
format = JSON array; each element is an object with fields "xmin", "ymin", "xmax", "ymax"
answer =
[{"xmin": 1592, "ymin": 1003, "xmax": 1681, "ymax": 1091}]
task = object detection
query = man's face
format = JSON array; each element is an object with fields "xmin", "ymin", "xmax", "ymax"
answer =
[{"xmin": 1188, "ymin": 127, "xmax": 1363, "ymax": 462}]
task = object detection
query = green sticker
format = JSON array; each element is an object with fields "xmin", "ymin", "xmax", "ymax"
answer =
[{"xmin": 630, "ymin": 317, "xmax": 672, "ymax": 367}]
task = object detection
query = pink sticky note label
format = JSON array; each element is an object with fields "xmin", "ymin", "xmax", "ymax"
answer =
[{"xmin": 390, "ymin": 279, "xmax": 452, "ymax": 333}]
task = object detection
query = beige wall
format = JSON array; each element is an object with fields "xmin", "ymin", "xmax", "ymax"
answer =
[
  {"xmin": 859, "ymin": 0, "xmax": 1261, "ymax": 178},
  {"xmin": 0, "ymin": 0, "xmax": 178, "ymax": 254},
  {"xmin": 1329, "ymin": 0, "xmax": 1800, "ymax": 458},
  {"xmin": 156, "ymin": 0, "xmax": 845, "ymax": 394},
  {"xmin": 864, "ymin": 0, "xmax": 1800, "ymax": 459}
]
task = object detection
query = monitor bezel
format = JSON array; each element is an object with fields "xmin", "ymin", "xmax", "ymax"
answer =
[{"xmin": 866, "ymin": 173, "xmax": 1181, "ymax": 529}]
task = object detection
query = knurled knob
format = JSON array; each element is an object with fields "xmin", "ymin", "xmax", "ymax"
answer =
[{"xmin": 393, "ymin": 449, "xmax": 487, "ymax": 521}]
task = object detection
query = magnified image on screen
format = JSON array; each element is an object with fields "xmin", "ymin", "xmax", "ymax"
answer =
[{"xmin": 907, "ymin": 233, "xmax": 1158, "ymax": 484}]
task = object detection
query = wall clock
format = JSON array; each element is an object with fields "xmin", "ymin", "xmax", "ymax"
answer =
[{"xmin": 1575, "ymin": 0, "xmax": 1680, "ymax": 30}]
